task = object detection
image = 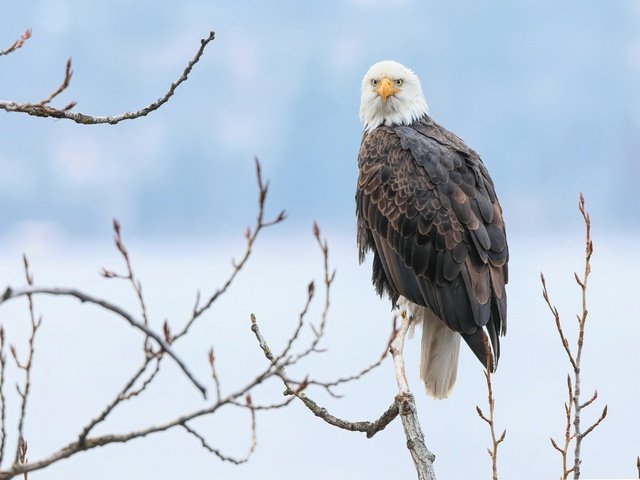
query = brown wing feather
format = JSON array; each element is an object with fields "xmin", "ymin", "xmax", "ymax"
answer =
[{"xmin": 356, "ymin": 116, "xmax": 508, "ymax": 368}]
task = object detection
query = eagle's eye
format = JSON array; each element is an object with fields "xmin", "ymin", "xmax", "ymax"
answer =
[
  {"xmin": 395, "ymin": 79, "xmax": 403, "ymax": 86},
  {"xmin": 371, "ymin": 79, "xmax": 378, "ymax": 87}
]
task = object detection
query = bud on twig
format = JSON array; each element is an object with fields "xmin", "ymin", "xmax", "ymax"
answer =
[{"xmin": 163, "ymin": 320, "xmax": 172, "ymax": 343}]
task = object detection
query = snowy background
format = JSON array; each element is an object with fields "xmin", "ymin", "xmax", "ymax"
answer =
[{"xmin": 1, "ymin": 1, "xmax": 639, "ymax": 479}]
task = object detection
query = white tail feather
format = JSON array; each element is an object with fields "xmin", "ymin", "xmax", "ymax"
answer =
[{"xmin": 419, "ymin": 308, "xmax": 460, "ymax": 399}]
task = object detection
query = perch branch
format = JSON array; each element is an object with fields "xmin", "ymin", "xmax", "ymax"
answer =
[{"xmin": 390, "ymin": 313, "xmax": 437, "ymax": 480}]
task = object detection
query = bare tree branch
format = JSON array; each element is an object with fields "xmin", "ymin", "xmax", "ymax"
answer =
[
  {"xmin": 543, "ymin": 193, "xmax": 606, "ymax": 479},
  {"xmin": 0, "ymin": 31, "xmax": 215, "ymax": 124}
]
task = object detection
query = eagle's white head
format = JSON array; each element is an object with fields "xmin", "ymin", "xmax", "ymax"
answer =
[{"xmin": 359, "ymin": 60, "xmax": 429, "ymax": 133}]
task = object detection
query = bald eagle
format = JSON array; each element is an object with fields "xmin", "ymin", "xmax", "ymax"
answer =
[{"xmin": 356, "ymin": 61, "xmax": 508, "ymax": 399}]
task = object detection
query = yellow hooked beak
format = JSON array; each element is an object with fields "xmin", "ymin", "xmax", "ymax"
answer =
[{"xmin": 376, "ymin": 77, "xmax": 399, "ymax": 102}]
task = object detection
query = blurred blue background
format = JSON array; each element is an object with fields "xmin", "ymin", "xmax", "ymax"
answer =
[
  {"xmin": 1, "ymin": 2, "xmax": 640, "ymax": 480},
  {"xmin": 2, "ymin": 0, "xmax": 639, "ymax": 246}
]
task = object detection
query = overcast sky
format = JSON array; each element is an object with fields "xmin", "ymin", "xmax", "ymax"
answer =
[{"xmin": 1, "ymin": 1, "xmax": 640, "ymax": 479}]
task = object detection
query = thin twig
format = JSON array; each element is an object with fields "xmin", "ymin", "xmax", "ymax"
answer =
[
  {"xmin": 476, "ymin": 336, "xmax": 506, "ymax": 480},
  {"xmin": 182, "ymin": 393, "xmax": 257, "ymax": 465},
  {"xmin": 34, "ymin": 59, "xmax": 73, "ymax": 107},
  {"xmin": 174, "ymin": 158, "xmax": 286, "ymax": 342},
  {"xmin": 302, "ymin": 319, "xmax": 395, "ymax": 391},
  {"xmin": 272, "ymin": 281, "xmax": 315, "ymax": 367},
  {"xmin": 0, "ymin": 327, "xmax": 6, "ymax": 467},
  {"xmin": 230, "ymin": 396, "xmax": 295, "ymax": 411},
  {"xmin": 288, "ymin": 224, "xmax": 335, "ymax": 364},
  {"xmin": 208, "ymin": 348, "xmax": 221, "ymax": 402},
  {"xmin": 101, "ymin": 219, "xmax": 153, "ymax": 355},
  {"xmin": 550, "ymin": 375, "xmax": 575, "ymax": 479},
  {"xmin": 0, "ymin": 32, "xmax": 215, "ymax": 124},
  {"xmin": 13, "ymin": 256, "xmax": 42, "ymax": 466},
  {"xmin": 579, "ymin": 405, "xmax": 607, "ymax": 440},
  {"xmin": 0, "ymin": 30, "xmax": 31, "ymax": 57},
  {"xmin": 541, "ymin": 274, "xmax": 577, "ymax": 372},
  {"xmin": 77, "ymin": 354, "xmax": 161, "ymax": 443}
]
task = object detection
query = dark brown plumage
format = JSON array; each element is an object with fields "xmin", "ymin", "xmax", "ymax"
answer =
[{"xmin": 356, "ymin": 114, "xmax": 508, "ymax": 369}]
